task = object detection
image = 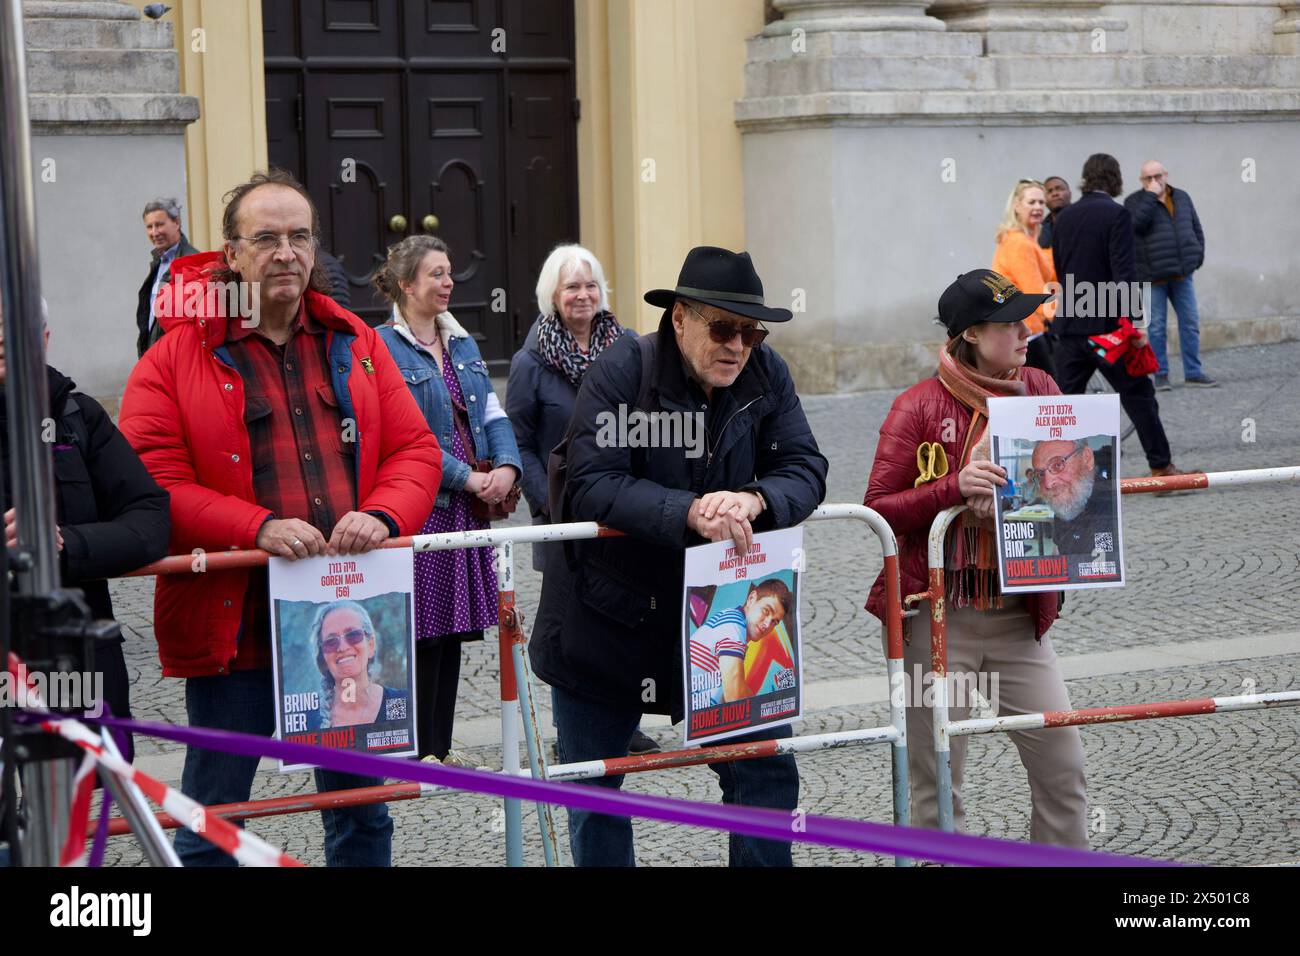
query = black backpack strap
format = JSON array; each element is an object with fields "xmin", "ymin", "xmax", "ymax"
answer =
[{"xmin": 633, "ymin": 332, "xmax": 657, "ymax": 412}]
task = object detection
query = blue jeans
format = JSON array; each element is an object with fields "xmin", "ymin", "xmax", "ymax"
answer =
[
  {"xmin": 552, "ymin": 686, "xmax": 799, "ymax": 866},
  {"xmin": 1147, "ymin": 277, "xmax": 1204, "ymax": 378},
  {"xmin": 174, "ymin": 669, "xmax": 392, "ymax": 867}
]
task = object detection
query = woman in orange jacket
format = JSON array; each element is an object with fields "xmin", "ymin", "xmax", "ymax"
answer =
[{"xmin": 993, "ymin": 179, "xmax": 1058, "ymax": 378}]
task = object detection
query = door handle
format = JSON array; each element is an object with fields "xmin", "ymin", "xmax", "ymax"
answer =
[
  {"xmin": 388, "ymin": 214, "xmax": 408, "ymax": 233},
  {"xmin": 422, "ymin": 214, "xmax": 440, "ymax": 233}
]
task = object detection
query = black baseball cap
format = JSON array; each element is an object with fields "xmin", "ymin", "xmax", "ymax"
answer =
[{"xmin": 937, "ymin": 269, "xmax": 1051, "ymax": 337}]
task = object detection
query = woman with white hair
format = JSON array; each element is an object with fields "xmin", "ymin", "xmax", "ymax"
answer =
[
  {"xmin": 506, "ymin": 243, "xmax": 629, "ymax": 572},
  {"xmin": 506, "ymin": 246, "xmax": 659, "ymax": 756}
]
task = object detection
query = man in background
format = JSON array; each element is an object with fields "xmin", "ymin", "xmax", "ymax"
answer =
[{"xmin": 136, "ymin": 198, "xmax": 199, "ymax": 359}]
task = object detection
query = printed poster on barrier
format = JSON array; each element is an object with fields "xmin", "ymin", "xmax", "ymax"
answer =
[
  {"xmin": 269, "ymin": 548, "xmax": 417, "ymax": 771},
  {"xmin": 988, "ymin": 393, "xmax": 1124, "ymax": 593},
  {"xmin": 682, "ymin": 526, "xmax": 803, "ymax": 747}
]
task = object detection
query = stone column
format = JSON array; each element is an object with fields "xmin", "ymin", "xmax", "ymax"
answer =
[
  {"xmin": 764, "ymin": 0, "xmax": 947, "ymax": 34},
  {"xmin": 23, "ymin": 0, "xmax": 198, "ymax": 402},
  {"xmin": 926, "ymin": 0, "xmax": 1128, "ymax": 53},
  {"xmin": 1277, "ymin": 4, "xmax": 1300, "ymax": 55}
]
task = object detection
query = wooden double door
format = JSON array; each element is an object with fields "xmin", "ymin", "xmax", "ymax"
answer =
[{"xmin": 263, "ymin": 0, "xmax": 579, "ymax": 371}]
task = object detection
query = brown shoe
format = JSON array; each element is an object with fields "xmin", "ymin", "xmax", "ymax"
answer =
[{"xmin": 1149, "ymin": 464, "xmax": 1196, "ymax": 496}]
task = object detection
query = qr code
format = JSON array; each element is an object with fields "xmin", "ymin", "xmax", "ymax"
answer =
[
  {"xmin": 774, "ymin": 668, "xmax": 796, "ymax": 690},
  {"xmin": 385, "ymin": 696, "xmax": 407, "ymax": 721},
  {"xmin": 1093, "ymin": 532, "xmax": 1114, "ymax": 553}
]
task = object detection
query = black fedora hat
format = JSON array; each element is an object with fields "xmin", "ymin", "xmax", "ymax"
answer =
[{"xmin": 643, "ymin": 246, "xmax": 792, "ymax": 323}]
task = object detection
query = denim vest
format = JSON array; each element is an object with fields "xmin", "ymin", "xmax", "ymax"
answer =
[{"xmin": 377, "ymin": 319, "xmax": 521, "ymax": 510}]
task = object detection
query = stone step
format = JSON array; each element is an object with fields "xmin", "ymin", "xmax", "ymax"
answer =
[
  {"xmin": 746, "ymin": 29, "xmax": 982, "ymax": 61},
  {"xmin": 23, "ymin": 1, "xmax": 139, "ymax": 20},
  {"xmin": 25, "ymin": 47, "xmax": 179, "ymax": 95},
  {"xmin": 746, "ymin": 53, "xmax": 1300, "ymax": 98},
  {"xmin": 995, "ymin": 54, "xmax": 1300, "ymax": 91},
  {"xmin": 23, "ymin": 15, "xmax": 174, "ymax": 51}
]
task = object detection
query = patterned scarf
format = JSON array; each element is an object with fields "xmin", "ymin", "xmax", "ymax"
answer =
[
  {"xmin": 537, "ymin": 311, "xmax": 624, "ymax": 388},
  {"xmin": 936, "ymin": 338, "xmax": 1027, "ymax": 611}
]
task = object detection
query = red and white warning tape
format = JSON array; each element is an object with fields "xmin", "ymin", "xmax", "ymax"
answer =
[{"xmin": 7, "ymin": 652, "xmax": 301, "ymax": 868}]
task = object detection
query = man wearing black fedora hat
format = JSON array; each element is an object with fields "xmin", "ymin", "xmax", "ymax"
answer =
[{"xmin": 530, "ymin": 246, "xmax": 827, "ymax": 867}]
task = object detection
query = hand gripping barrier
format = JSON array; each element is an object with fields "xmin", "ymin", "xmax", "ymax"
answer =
[
  {"xmin": 909, "ymin": 466, "xmax": 1300, "ymax": 834},
  {"xmin": 117, "ymin": 504, "xmax": 912, "ymax": 867}
]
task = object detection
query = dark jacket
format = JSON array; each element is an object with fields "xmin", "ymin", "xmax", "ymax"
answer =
[
  {"xmin": 1038, "ymin": 209, "xmax": 1063, "ymax": 250},
  {"xmin": 863, "ymin": 372, "xmax": 1062, "ymax": 641},
  {"xmin": 1, "ymin": 366, "xmax": 171, "ymax": 627},
  {"xmin": 136, "ymin": 233, "xmax": 200, "ymax": 359},
  {"xmin": 1123, "ymin": 186, "xmax": 1205, "ymax": 283},
  {"xmin": 528, "ymin": 315, "xmax": 828, "ymax": 719},
  {"xmin": 317, "ymin": 249, "xmax": 352, "ymax": 310},
  {"xmin": 1050, "ymin": 192, "xmax": 1138, "ymax": 337},
  {"xmin": 505, "ymin": 314, "xmax": 634, "ymax": 571}
]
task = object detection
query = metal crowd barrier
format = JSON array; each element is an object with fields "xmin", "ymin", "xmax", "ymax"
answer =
[
  {"xmin": 909, "ymin": 466, "xmax": 1300, "ymax": 834},
  {"xmin": 122, "ymin": 503, "xmax": 912, "ymax": 866}
]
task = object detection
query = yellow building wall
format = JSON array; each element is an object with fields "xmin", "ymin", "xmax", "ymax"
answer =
[
  {"xmin": 126, "ymin": 0, "xmax": 268, "ymax": 252},
  {"xmin": 576, "ymin": 0, "xmax": 765, "ymax": 332}
]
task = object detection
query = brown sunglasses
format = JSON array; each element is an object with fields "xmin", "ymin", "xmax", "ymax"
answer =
[{"xmin": 684, "ymin": 303, "xmax": 769, "ymax": 348}]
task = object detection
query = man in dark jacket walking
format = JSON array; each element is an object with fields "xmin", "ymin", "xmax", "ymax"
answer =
[
  {"xmin": 1, "ymin": 307, "xmax": 171, "ymax": 761},
  {"xmin": 136, "ymin": 198, "xmax": 200, "ymax": 359},
  {"xmin": 1038, "ymin": 175, "xmax": 1072, "ymax": 250},
  {"xmin": 530, "ymin": 246, "xmax": 828, "ymax": 867},
  {"xmin": 1051, "ymin": 153, "xmax": 1186, "ymax": 480},
  {"xmin": 1124, "ymin": 161, "xmax": 1215, "ymax": 390}
]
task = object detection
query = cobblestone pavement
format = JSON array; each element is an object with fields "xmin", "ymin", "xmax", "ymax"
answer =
[{"xmin": 103, "ymin": 341, "xmax": 1300, "ymax": 864}]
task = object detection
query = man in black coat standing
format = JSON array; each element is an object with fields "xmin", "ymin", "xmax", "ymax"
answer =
[
  {"xmin": 1124, "ymin": 160, "xmax": 1215, "ymax": 390},
  {"xmin": 1051, "ymin": 154, "xmax": 1185, "ymax": 479},
  {"xmin": 136, "ymin": 198, "xmax": 199, "ymax": 359},
  {"xmin": 530, "ymin": 247, "xmax": 828, "ymax": 867},
  {"xmin": 2, "ymin": 305, "xmax": 171, "ymax": 760}
]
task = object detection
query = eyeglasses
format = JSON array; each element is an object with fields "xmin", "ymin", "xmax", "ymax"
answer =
[
  {"xmin": 684, "ymin": 303, "xmax": 769, "ymax": 348},
  {"xmin": 1025, "ymin": 446, "xmax": 1085, "ymax": 484},
  {"xmin": 319, "ymin": 627, "xmax": 369, "ymax": 654},
  {"xmin": 237, "ymin": 231, "xmax": 316, "ymax": 254}
]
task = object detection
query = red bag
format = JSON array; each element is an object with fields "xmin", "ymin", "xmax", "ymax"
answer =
[{"xmin": 1088, "ymin": 317, "xmax": 1159, "ymax": 378}]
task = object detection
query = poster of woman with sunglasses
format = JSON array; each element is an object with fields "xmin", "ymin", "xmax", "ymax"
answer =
[
  {"xmin": 269, "ymin": 548, "xmax": 418, "ymax": 771},
  {"xmin": 988, "ymin": 394, "xmax": 1124, "ymax": 592}
]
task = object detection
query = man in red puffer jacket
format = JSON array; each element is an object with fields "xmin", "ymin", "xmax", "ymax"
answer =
[{"xmin": 120, "ymin": 169, "xmax": 441, "ymax": 867}]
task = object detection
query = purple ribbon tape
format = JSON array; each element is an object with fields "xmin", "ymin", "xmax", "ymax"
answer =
[{"xmin": 38, "ymin": 712, "xmax": 1172, "ymax": 867}]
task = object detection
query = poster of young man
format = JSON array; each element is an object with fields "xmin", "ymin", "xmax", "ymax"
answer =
[
  {"xmin": 269, "ymin": 548, "xmax": 418, "ymax": 771},
  {"xmin": 682, "ymin": 526, "xmax": 803, "ymax": 747},
  {"xmin": 988, "ymin": 393, "xmax": 1124, "ymax": 593}
]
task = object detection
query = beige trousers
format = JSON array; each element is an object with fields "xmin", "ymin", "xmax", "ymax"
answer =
[{"xmin": 895, "ymin": 598, "xmax": 1089, "ymax": 848}]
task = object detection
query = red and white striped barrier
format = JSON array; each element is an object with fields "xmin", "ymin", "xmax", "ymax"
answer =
[
  {"xmin": 7, "ymin": 652, "xmax": 302, "ymax": 868},
  {"xmin": 914, "ymin": 464, "xmax": 1300, "ymax": 834}
]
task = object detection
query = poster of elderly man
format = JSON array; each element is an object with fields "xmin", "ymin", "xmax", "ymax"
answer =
[
  {"xmin": 988, "ymin": 394, "xmax": 1124, "ymax": 592},
  {"xmin": 270, "ymin": 548, "xmax": 417, "ymax": 771}
]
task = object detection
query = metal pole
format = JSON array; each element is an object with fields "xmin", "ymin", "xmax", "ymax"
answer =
[
  {"xmin": 495, "ymin": 543, "xmax": 523, "ymax": 866},
  {"xmin": 0, "ymin": 0, "xmax": 74, "ymax": 866},
  {"xmin": 97, "ymin": 729, "xmax": 181, "ymax": 867},
  {"xmin": 512, "ymin": 641, "xmax": 560, "ymax": 867}
]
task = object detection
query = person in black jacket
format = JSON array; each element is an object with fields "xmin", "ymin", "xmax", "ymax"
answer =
[
  {"xmin": 529, "ymin": 246, "xmax": 828, "ymax": 867},
  {"xmin": 1051, "ymin": 154, "xmax": 1186, "ymax": 480},
  {"xmin": 1124, "ymin": 160, "xmax": 1215, "ymax": 390},
  {"xmin": 1038, "ymin": 175, "xmax": 1072, "ymax": 250},
  {"xmin": 2, "ymin": 307, "xmax": 171, "ymax": 761},
  {"xmin": 136, "ymin": 198, "xmax": 200, "ymax": 359}
]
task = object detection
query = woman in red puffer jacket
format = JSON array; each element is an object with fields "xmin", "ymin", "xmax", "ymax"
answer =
[{"xmin": 864, "ymin": 270, "xmax": 1088, "ymax": 849}]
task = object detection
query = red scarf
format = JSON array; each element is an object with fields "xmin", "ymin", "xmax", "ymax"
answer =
[{"xmin": 936, "ymin": 339, "xmax": 1026, "ymax": 611}]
